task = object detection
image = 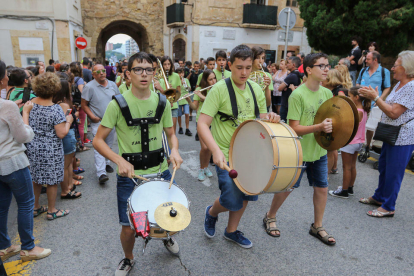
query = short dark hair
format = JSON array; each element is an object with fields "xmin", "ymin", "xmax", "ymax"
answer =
[
  {"xmin": 206, "ymin": 57, "xmax": 215, "ymax": 64},
  {"xmin": 215, "ymin": 50, "xmax": 227, "ymax": 60},
  {"xmin": 303, "ymin": 53, "xmax": 329, "ymax": 77},
  {"xmin": 0, "ymin": 60, "xmax": 6, "ymax": 81},
  {"xmin": 105, "ymin": 60, "xmax": 109, "ymax": 65},
  {"xmin": 199, "ymin": 69, "xmax": 215, "ymax": 89},
  {"xmin": 128, "ymin": 52, "xmax": 153, "ymax": 71},
  {"xmin": 148, "ymin": 53, "xmax": 157, "ymax": 63},
  {"xmin": 175, "ymin": 68, "xmax": 184, "ymax": 74},
  {"xmin": 370, "ymin": 51, "xmax": 381, "ymax": 63},
  {"xmin": 121, "ymin": 62, "xmax": 128, "ymax": 68},
  {"xmin": 179, "ymin": 58, "xmax": 185, "ymax": 62},
  {"xmin": 82, "ymin": 58, "xmax": 90, "ymax": 66},
  {"xmin": 251, "ymin": 46, "xmax": 265, "ymax": 60},
  {"xmin": 367, "ymin": 42, "xmax": 379, "ymax": 52},
  {"xmin": 185, "ymin": 61, "xmax": 192, "ymax": 67},
  {"xmin": 193, "ymin": 61, "xmax": 200, "ymax": 65},
  {"xmin": 351, "ymin": 36, "xmax": 362, "ymax": 46},
  {"xmin": 230, "ymin": 45, "xmax": 253, "ymax": 64},
  {"xmin": 9, "ymin": 68, "xmax": 28, "ymax": 86},
  {"xmin": 289, "ymin": 56, "xmax": 302, "ymax": 68},
  {"xmin": 46, "ymin": 65, "xmax": 55, "ymax": 72},
  {"xmin": 49, "ymin": 59, "xmax": 54, "ymax": 65}
]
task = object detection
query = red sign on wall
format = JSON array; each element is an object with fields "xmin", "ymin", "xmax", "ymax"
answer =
[{"xmin": 75, "ymin": 37, "xmax": 87, "ymax": 50}]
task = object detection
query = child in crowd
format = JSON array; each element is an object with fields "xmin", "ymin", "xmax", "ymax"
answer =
[{"xmin": 176, "ymin": 68, "xmax": 192, "ymax": 136}]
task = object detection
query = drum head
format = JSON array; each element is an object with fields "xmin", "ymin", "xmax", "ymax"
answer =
[
  {"xmin": 129, "ymin": 180, "xmax": 189, "ymax": 224},
  {"xmin": 230, "ymin": 120, "xmax": 274, "ymax": 195}
]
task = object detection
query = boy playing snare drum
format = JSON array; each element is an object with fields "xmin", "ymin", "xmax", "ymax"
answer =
[
  {"xmin": 197, "ymin": 45, "xmax": 279, "ymax": 249},
  {"xmin": 93, "ymin": 52, "xmax": 183, "ymax": 275}
]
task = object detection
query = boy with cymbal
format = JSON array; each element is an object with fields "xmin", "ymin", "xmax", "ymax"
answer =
[
  {"xmin": 264, "ymin": 53, "xmax": 336, "ymax": 246},
  {"xmin": 93, "ymin": 52, "xmax": 183, "ymax": 275},
  {"xmin": 198, "ymin": 45, "xmax": 280, "ymax": 249}
]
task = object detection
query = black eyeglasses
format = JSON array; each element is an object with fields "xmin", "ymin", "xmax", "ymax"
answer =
[
  {"xmin": 312, "ymin": 64, "xmax": 329, "ymax": 70},
  {"xmin": 131, "ymin": 67, "xmax": 155, "ymax": 75}
]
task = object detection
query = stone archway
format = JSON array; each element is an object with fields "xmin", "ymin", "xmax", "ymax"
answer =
[{"xmin": 173, "ymin": 38, "xmax": 186, "ymax": 61}]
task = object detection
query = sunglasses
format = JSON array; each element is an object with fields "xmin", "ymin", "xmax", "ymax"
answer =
[{"xmin": 93, "ymin": 69, "xmax": 106, "ymax": 74}]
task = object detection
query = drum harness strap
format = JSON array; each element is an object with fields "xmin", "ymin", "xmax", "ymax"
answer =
[
  {"xmin": 112, "ymin": 93, "xmax": 167, "ymax": 170},
  {"xmin": 217, "ymin": 78, "xmax": 260, "ymax": 126}
]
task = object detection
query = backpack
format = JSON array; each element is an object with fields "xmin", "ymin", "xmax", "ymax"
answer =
[
  {"xmin": 360, "ymin": 67, "xmax": 385, "ymax": 92},
  {"xmin": 72, "ymin": 77, "xmax": 82, "ymax": 105}
]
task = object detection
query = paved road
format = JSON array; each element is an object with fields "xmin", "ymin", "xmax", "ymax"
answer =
[{"xmin": 4, "ymin": 119, "xmax": 414, "ymax": 276}]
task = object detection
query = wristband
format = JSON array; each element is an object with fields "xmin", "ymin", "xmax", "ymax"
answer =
[{"xmin": 374, "ymin": 95, "xmax": 380, "ymax": 102}]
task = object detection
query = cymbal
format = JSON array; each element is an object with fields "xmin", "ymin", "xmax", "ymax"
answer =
[
  {"xmin": 314, "ymin": 96, "xmax": 358, "ymax": 151},
  {"xmin": 154, "ymin": 202, "xmax": 191, "ymax": 232}
]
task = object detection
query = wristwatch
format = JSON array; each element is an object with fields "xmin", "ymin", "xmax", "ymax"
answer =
[{"xmin": 374, "ymin": 95, "xmax": 380, "ymax": 102}]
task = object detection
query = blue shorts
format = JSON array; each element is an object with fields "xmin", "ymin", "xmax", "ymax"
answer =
[
  {"xmin": 62, "ymin": 129, "xmax": 76, "ymax": 155},
  {"xmin": 171, "ymin": 108, "xmax": 178, "ymax": 118},
  {"xmin": 293, "ymin": 155, "xmax": 329, "ymax": 188},
  {"xmin": 117, "ymin": 169, "xmax": 174, "ymax": 226},
  {"xmin": 178, "ymin": 104, "xmax": 190, "ymax": 116},
  {"xmin": 216, "ymin": 162, "xmax": 258, "ymax": 211}
]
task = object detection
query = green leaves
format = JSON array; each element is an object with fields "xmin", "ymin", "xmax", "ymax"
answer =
[{"xmin": 298, "ymin": 0, "xmax": 414, "ymax": 56}]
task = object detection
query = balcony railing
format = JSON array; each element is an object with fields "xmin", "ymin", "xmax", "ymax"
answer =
[
  {"xmin": 166, "ymin": 3, "xmax": 185, "ymax": 27},
  {"xmin": 242, "ymin": 4, "xmax": 278, "ymax": 29}
]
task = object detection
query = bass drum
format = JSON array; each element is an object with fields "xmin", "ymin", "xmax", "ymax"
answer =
[{"xmin": 229, "ymin": 120, "xmax": 303, "ymax": 195}]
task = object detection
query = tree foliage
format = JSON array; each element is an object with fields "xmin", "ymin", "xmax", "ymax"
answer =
[
  {"xmin": 112, "ymin": 43, "xmax": 122, "ymax": 50},
  {"xmin": 105, "ymin": 50, "xmax": 125, "ymax": 60},
  {"xmin": 298, "ymin": 0, "xmax": 414, "ymax": 56}
]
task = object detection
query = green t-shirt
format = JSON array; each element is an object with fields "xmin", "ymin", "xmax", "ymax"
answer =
[
  {"xmin": 116, "ymin": 75, "xmax": 123, "ymax": 84},
  {"xmin": 265, "ymin": 72, "xmax": 274, "ymax": 91},
  {"xmin": 9, "ymin": 88, "xmax": 36, "ymax": 112},
  {"xmin": 196, "ymin": 73, "xmax": 203, "ymax": 86},
  {"xmin": 101, "ymin": 90, "xmax": 173, "ymax": 175},
  {"xmin": 178, "ymin": 78, "xmax": 191, "ymax": 105},
  {"xmin": 118, "ymin": 83, "xmax": 131, "ymax": 95},
  {"xmin": 287, "ymin": 84, "xmax": 333, "ymax": 162},
  {"xmin": 213, "ymin": 69, "xmax": 231, "ymax": 82},
  {"xmin": 201, "ymin": 78, "xmax": 267, "ymax": 161},
  {"xmin": 193, "ymin": 86, "xmax": 211, "ymax": 122},
  {"xmin": 159, "ymin": 72, "xmax": 181, "ymax": 110}
]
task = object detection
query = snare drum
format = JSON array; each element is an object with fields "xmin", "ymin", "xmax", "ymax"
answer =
[
  {"xmin": 229, "ymin": 120, "xmax": 303, "ymax": 195},
  {"xmin": 127, "ymin": 179, "xmax": 190, "ymax": 239}
]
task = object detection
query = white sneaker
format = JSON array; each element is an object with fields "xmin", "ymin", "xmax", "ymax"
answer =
[
  {"xmin": 163, "ymin": 238, "xmax": 180, "ymax": 256},
  {"xmin": 204, "ymin": 167, "xmax": 213, "ymax": 178},
  {"xmin": 115, "ymin": 258, "xmax": 135, "ymax": 276}
]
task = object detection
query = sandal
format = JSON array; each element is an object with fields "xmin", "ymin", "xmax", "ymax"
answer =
[
  {"xmin": 73, "ymin": 175, "xmax": 84, "ymax": 180},
  {"xmin": 263, "ymin": 212, "xmax": 280, "ymax": 237},
  {"xmin": 0, "ymin": 245, "xmax": 21, "ymax": 261},
  {"xmin": 61, "ymin": 191, "xmax": 82, "ymax": 199},
  {"xmin": 309, "ymin": 224, "xmax": 336, "ymax": 246},
  {"xmin": 359, "ymin": 197, "xmax": 382, "ymax": 206},
  {"xmin": 367, "ymin": 209, "xmax": 395, "ymax": 218},
  {"xmin": 73, "ymin": 167, "xmax": 85, "ymax": 174},
  {"xmin": 33, "ymin": 206, "xmax": 48, "ymax": 217},
  {"xmin": 73, "ymin": 180, "xmax": 82, "ymax": 186},
  {"xmin": 330, "ymin": 168, "xmax": 339, "ymax": 174},
  {"xmin": 47, "ymin": 209, "xmax": 70, "ymax": 220},
  {"xmin": 78, "ymin": 147, "xmax": 90, "ymax": 152}
]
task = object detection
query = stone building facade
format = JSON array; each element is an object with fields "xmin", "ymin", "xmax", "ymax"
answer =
[{"xmin": 0, "ymin": 0, "xmax": 84, "ymax": 66}]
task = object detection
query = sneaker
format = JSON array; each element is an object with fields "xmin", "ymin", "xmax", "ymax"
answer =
[
  {"xmin": 163, "ymin": 238, "xmax": 179, "ymax": 256},
  {"xmin": 223, "ymin": 228, "xmax": 253, "ymax": 249},
  {"xmin": 106, "ymin": 165, "xmax": 114, "ymax": 173},
  {"xmin": 204, "ymin": 205, "xmax": 218, "ymax": 238},
  {"xmin": 348, "ymin": 186, "xmax": 354, "ymax": 196},
  {"xmin": 185, "ymin": 129, "xmax": 192, "ymax": 136},
  {"xmin": 115, "ymin": 258, "xmax": 135, "ymax": 276},
  {"xmin": 198, "ymin": 169, "xmax": 206, "ymax": 181},
  {"xmin": 195, "ymin": 132, "xmax": 199, "ymax": 141},
  {"xmin": 178, "ymin": 127, "xmax": 184, "ymax": 134},
  {"xmin": 329, "ymin": 186, "xmax": 348, "ymax": 198},
  {"xmin": 99, "ymin": 174, "xmax": 109, "ymax": 184},
  {"xmin": 204, "ymin": 167, "xmax": 213, "ymax": 178},
  {"xmin": 83, "ymin": 138, "xmax": 92, "ymax": 144}
]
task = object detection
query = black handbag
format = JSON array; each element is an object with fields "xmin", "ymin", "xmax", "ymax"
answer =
[{"xmin": 374, "ymin": 118, "xmax": 414, "ymax": 146}]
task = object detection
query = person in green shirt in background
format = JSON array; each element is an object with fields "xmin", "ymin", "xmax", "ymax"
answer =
[
  {"xmin": 157, "ymin": 56, "xmax": 181, "ymax": 133},
  {"xmin": 198, "ymin": 45, "xmax": 280, "ymax": 249},
  {"xmin": 196, "ymin": 57, "xmax": 216, "ymax": 86},
  {"xmin": 214, "ymin": 50, "xmax": 232, "ymax": 82},
  {"xmin": 186, "ymin": 69, "xmax": 216, "ymax": 181},
  {"xmin": 265, "ymin": 53, "xmax": 336, "ymax": 246},
  {"xmin": 7, "ymin": 68, "xmax": 36, "ymax": 111},
  {"xmin": 115, "ymin": 62, "xmax": 128, "ymax": 88},
  {"xmin": 118, "ymin": 70, "xmax": 131, "ymax": 95},
  {"xmin": 176, "ymin": 68, "xmax": 192, "ymax": 136},
  {"xmin": 251, "ymin": 46, "xmax": 273, "ymax": 109},
  {"xmin": 93, "ymin": 52, "xmax": 183, "ymax": 274}
]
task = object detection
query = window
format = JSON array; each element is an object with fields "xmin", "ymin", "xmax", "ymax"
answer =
[
  {"xmin": 286, "ymin": 0, "xmax": 298, "ymax": 7},
  {"xmin": 251, "ymin": 0, "xmax": 266, "ymax": 5}
]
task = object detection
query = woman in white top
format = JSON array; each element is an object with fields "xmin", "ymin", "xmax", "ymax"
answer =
[
  {"xmin": 0, "ymin": 60, "xmax": 51, "ymax": 262},
  {"xmin": 359, "ymin": 51, "xmax": 414, "ymax": 217},
  {"xmin": 272, "ymin": 59, "xmax": 288, "ymax": 114}
]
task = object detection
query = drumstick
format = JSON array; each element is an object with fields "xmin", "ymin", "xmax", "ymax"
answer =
[
  {"xmin": 223, "ymin": 163, "xmax": 238, "ymax": 179},
  {"xmin": 132, "ymin": 174, "xmax": 149, "ymax": 182},
  {"xmin": 169, "ymin": 167, "xmax": 177, "ymax": 189}
]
